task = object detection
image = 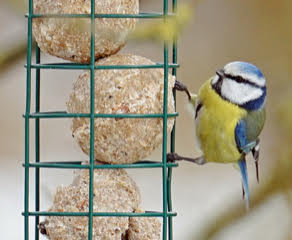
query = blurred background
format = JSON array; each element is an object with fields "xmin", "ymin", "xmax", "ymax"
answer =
[{"xmin": 0, "ymin": 0, "xmax": 292, "ymax": 239}]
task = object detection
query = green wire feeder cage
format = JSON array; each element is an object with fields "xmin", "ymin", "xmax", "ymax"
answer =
[{"xmin": 24, "ymin": 0, "xmax": 179, "ymax": 239}]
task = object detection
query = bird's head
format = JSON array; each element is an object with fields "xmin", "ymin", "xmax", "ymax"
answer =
[{"xmin": 211, "ymin": 61, "xmax": 266, "ymax": 111}]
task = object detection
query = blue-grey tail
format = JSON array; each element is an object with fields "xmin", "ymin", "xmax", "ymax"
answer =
[{"xmin": 238, "ymin": 158, "xmax": 250, "ymax": 210}]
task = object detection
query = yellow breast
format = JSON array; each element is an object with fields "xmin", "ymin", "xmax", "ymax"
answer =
[{"xmin": 195, "ymin": 78, "xmax": 247, "ymax": 163}]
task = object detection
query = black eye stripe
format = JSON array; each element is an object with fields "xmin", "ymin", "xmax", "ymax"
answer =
[{"xmin": 223, "ymin": 73, "xmax": 262, "ymax": 88}]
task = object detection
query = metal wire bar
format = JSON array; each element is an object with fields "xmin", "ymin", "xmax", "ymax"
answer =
[
  {"xmin": 26, "ymin": 112, "xmax": 178, "ymax": 119},
  {"xmin": 25, "ymin": 211, "xmax": 177, "ymax": 217},
  {"xmin": 24, "ymin": 0, "xmax": 33, "ymax": 239},
  {"xmin": 26, "ymin": 62, "xmax": 179, "ymax": 70},
  {"xmin": 26, "ymin": 12, "xmax": 174, "ymax": 19},
  {"xmin": 168, "ymin": 1, "xmax": 178, "ymax": 239},
  {"xmin": 162, "ymin": 1, "xmax": 169, "ymax": 239},
  {"xmin": 25, "ymin": 161, "xmax": 178, "ymax": 169},
  {"xmin": 88, "ymin": 0, "xmax": 96, "ymax": 239},
  {"xmin": 35, "ymin": 44, "xmax": 41, "ymax": 240}
]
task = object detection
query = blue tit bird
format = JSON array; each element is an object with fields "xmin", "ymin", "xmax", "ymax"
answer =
[{"xmin": 169, "ymin": 61, "xmax": 266, "ymax": 209}]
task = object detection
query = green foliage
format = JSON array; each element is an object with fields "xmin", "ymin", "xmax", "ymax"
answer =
[
  {"xmin": 0, "ymin": 42, "xmax": 27, "ymax": 72},
  {"xmin": 130, "ymin": 4, "xmax": 193, "ymax": 42},
  {"xmin": 3, "ymin": 0, "xmax": 27, "ymax": 12}
]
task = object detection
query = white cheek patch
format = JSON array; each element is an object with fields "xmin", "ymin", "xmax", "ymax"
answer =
[{"xmin": 221, "ymin": 79, "xmax": 263, "ymax": 105}]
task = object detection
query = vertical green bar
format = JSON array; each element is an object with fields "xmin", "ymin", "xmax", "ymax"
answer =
[
  {"xmin": 168, "ymin": 1, "xmax": 177, "ymax": 239},
  {"xmin": 162, "ymin": 1, "xmax": 169, "ymax": 240},
  {"xmin": 88, "ymin": 0, "xmax": 95, "ymax": 239},
  {"xmin": 25, "ymin": 0, "xmax": 33, "ymax": 239},
  {"xmin": 35, "ymin": 44, "xmax": 41, "ymax": 240}
]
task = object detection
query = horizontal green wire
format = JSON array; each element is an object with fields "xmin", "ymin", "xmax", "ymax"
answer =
[
  {"xmin": 25, "ymin": 63, "xmax": 179, "ymax": 70},
  {"xmin": 24, "ymin": 161, "xmax": 178, "ymax": 169},
  {"xmin": 25, "ymin": 12, "xmax": 174, "ymax": 19},
  {"xmin": 23, "ymin": 211, "xmax": 177, "ymax": 217},
  {"xmin": 25, "ymin": 111, "xmax": 178, "ymax": 119}
]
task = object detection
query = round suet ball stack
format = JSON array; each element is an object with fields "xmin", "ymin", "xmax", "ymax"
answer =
[
  {"xmin": 67, "ymin": 54, "xmax": 175, "ymax": 164},
  {"xmin": 32, "ymin": 0, "xmax": 139, "ymax": 63},
  {"xmin": 39, "ymin": 166, "xmax": 141, "ymax": 240},
  {"xmin": 39, "ymin": 164, "xmax": 161, "ymax": 240}
]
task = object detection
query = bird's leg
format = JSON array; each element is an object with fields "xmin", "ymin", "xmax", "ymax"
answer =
[
  {"xmin": 174, "ymin": 80, "xmax": 191, "ymax": 101},
  {"xmin": 167, "ymin": 152, "xmax": 206, "ymax": 165},
  {"xmin": 242, "ymin": 184, "xmax": 245, "ymax": 199},
  {"xmin": 252, "ymin": 139, "xmax": 260, "ymax": 183},
  {"xmin": 241, "ymin": 140, "xmax": 257, "ymax": 155}
]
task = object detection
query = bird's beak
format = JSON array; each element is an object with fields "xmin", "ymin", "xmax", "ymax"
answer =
[{"xmin": 216, "ymin": 69, "xmax": 225, "ymax": 77}]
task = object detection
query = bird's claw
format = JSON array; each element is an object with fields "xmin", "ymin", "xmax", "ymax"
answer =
[
  {"xmin": 174, "ymin": 80, "xmax": 187, "ymax": 91},
  {"xmin": 167, "ymin": 152, "xmax": 206, "ymax": 165},
  {"xmin": 174, "ymin": 80, "xmax": 191, "ymax": 100},
  {"xmin": 167, "ymin": 152, "xmax": 180, "ymax": 162}
]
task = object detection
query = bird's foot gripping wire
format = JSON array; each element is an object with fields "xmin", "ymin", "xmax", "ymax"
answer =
[
  {"xmin": 174, "ymin": 80, "xmax": 191, "ymax": 101},
  {"xmin": 167, "ymin": 152, "xmax": 206, "ymax": 165}
]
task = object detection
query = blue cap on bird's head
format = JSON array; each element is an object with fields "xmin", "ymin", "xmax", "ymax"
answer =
[
  {"xmin": 211, "ymin": 61, "xmax": 267, "ymax": 111},
  {"xmin": 223, "ymin": 61, "xmax": 266, "ymax": 87}
]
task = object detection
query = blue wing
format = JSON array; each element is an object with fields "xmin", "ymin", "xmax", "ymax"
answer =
[
  {"xmin": 235, "ymin": 120, "xmax": 257, "ymax": 154},
  {"xmin": 235, "ymin": 120, "xmax": 254, "ymax": 209},
  {"xmin": 238, "ymin": 157, "xmax": 249, "ymax": 210},
  {"xmin": 235, "ymin": 120, "xmax": 248, "ymax": 151}
]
